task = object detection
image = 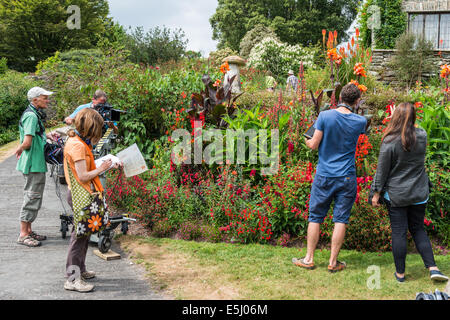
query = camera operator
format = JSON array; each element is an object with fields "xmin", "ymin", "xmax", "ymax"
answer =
[{"xmin": 64, "ymin": 90, "xmax": 118, "ymax": 134}]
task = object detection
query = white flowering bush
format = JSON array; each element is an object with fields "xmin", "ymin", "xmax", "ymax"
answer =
[{"xmin": 248, "ymin": 37, "xmax": 317, "ymax": 80}]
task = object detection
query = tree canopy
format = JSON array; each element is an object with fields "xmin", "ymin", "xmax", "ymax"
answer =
[
  {"xmin": 210, "ymin": 0, "xmax": 360, "ymax": 51},
  {"xmin": 0, "ymin": 0, "xmax": 109, "ymax": 71},
  {"xmin": 124, "ymin": 26, "xmax": 188, "ymax": 66}
]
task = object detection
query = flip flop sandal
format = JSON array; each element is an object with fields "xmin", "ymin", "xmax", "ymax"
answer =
[
  {"xmin": 17, "ymin": 235, "xmax": 41, "ymax": 247},
  {"xmin": 292, "ymin": 257, "xmax": 316, "ymax": 270},
  {"xmin": 30, "ymin": 231, "xmax": 47, "ymax": 241},
  {"xmin": 328, "ymin": 261, "xmax": 346, "ymax": 273}
]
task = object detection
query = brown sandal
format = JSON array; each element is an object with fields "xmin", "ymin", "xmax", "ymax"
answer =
[
  {"xmin": 17, "ymin": 235, "xmax": 41, "ymax": 247},
  {"xmin": 30, "ymin": 231, "xmax": 47, "ymax": 241},
  {"xmin": 328, "ymin": 261, "xmax": 346, "ymax": 273}
]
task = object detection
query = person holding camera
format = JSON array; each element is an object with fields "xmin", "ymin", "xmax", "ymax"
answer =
[
  {"xmin": 64, "ymin": 90, "xmax": 118, "ymax": 134},
  {"xmin": 370, "ymin": 102, "xmax": 448, "ymax": 283},
  {"xmin": 292, "ymin": 83, "xmax": 367, "ymax": 273},
  {"xmin": 16, "ymin": 87, "xmax": 59, "ymax": 248},
  {"xmin": 64, "ymin": 90, "xmax": 107, "ymax": 125}
]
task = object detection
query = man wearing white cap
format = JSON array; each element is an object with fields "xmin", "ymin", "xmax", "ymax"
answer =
[
  {"xmin": 15, "ymin": 87, "xmax": 58, "ymax": 247},
  {"xmin": 286, "ymin": 69, "xmax": 299, "ymax": 93}
]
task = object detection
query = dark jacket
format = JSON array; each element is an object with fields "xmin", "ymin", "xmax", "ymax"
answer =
[{"xmin": 371, "ymin": 128, "xmax": 429, "ymax": 207}]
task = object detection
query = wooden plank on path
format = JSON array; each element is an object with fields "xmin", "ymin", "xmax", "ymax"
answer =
[{"xmin": 93, "ymin": 249, "xmax": 121, "ymax": 261}]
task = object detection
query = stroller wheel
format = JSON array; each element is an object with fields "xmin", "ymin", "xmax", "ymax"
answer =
[
  {"xmin": 59, "ymin": 176, "xmax": 67, "ymax": 185},
  {"xmin": 121, "ymin": 221, "xmax": 129, "ymax": 235},
  {"xmin": 98, "ymin": 235, "xmax": 111, "ymax": 254},
  {"xmin": 61, "ymin": 220, "xmax": 68, "ymax": 239}
]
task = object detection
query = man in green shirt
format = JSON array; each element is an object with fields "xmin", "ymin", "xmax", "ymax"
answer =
[{"xmin": 15, "ymin": 87, "xmax": 58, "ymax": 247}]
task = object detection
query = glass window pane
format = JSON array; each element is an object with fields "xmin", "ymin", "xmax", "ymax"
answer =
[
  {"xmin": 424, "ymin": 14, "xmax": 439, "ymax": 48},
  {"xmin": 409, "ymin": 14, "xmax": 424, "ymax": 38},
  {"xmin": 440, "ymin": 14, "xmax": 450, "ymax": 50}
]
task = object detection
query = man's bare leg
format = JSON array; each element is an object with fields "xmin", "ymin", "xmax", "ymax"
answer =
[
  {"xmin": 329, "ymin": 223, "xmax": 346, "ymax": 267},
  {"xmin": 304, "ymin": 222, "xmax": 320, "ymax": 264}
]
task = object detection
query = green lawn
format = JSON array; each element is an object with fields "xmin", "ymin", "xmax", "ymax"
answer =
[{"xmin": 119, "ymin": 236, "xmax": 449, "ymax": 300}]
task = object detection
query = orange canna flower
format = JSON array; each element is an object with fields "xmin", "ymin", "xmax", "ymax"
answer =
[
  {"xmin": 322, "ymin": 29, "xmax": 326, "ymax": 36},
  {"xmin": 355, "ymin": 28, "xmax": 360, "ymax": 39},
  {"xmin": 354, "ymin": 63, "xmax": 367, "ymax": 77},
  {"xmin": 351, "ymin": 36, "xmax": 355, "ymax": 47},
  {"xmin": 440, "ymin": 64, "xmax": 450, "ymax": 78},
  {"xmin": 358, "ymin": 84, "xmax": 368, "ymax": 92},
  {"xmin": 88, "ymin": 215, "xmax": 102, "ymax": 232},
  {"xmin": 220, "ymin": 61, "xmax": 230, "ymax": 74}
]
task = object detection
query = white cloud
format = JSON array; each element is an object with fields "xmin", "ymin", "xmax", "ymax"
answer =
[{"xmin": 107, "ymin": 0, "xmax": 219, "ymax": 56}]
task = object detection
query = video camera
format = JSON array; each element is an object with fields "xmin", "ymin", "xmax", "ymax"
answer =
[{"xmin": 93, "ymin": 102, "xmax": 126, "ymax": 123}]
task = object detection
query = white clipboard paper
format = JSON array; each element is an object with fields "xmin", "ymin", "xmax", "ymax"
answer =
[{"xmin": 116, "ymin": 143, "xmax": 148, "ymax": 177}]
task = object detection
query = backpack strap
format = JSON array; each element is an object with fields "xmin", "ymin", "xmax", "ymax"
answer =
[{"xmin": 19, "ymin": 105, "xmax": 45, "ymax": 137}]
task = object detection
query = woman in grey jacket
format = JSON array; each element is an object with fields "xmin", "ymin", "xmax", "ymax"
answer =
[{"xmin": 370, "ymin": 102, "xmax": 447, "ymax": 283}]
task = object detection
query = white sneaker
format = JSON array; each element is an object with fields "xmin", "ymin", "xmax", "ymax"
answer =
[
  {"xmin": 64, "ymin": 279, "xmax": 94, "ymax": 293},
  {"xmin": 81, "ymin": 271, "xmax": 96, "ymax": 280}
]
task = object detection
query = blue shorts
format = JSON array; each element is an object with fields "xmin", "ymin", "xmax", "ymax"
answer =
[{"xmin": 308, "ymin": 174, "xmax": 357, "ymax": 224}]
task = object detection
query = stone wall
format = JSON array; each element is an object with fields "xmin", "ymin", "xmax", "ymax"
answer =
[
  {"xmin": 369, "ymin": 49, "xmax": 450, "ymax": 86},
  {"xmin": 403, "ymin": 0, "xmax": 450, "ymax": 12}
]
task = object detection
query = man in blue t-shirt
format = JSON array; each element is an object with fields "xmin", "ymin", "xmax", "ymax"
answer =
[
  {"xmin": 292, "ymin": 84, "xmax": 367, "ymax": 273},
  {"xmin": 64, "ymin": 90, "xmax": 107, "ymax": 125}
]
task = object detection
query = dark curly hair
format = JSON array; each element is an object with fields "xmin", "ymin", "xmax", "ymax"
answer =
[{"xmin": 340, "ymin": 83, "xmax": 361, "ymax": 106}]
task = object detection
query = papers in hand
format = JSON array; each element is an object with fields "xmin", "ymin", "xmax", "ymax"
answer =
[
  {"xmin": 95, "ymin": 154, "xmax": 122, "ymax": 172},
  {"xmin": 116, "ymin": 143, "xmax": 148, "ymax": 177}
]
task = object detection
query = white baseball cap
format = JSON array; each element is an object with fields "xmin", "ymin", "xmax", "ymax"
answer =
[
  {"xmin": 288, "ymin": 70, "xmax": 294, "ymax": 75},
  {"xmin": 27, "ymin": 87, "xmax": 54, "ymax": 101}
]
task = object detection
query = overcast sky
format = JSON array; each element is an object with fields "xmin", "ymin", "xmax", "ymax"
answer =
[{"xmin": 108, "ymin": 0, "xmax": 219, "ymax": 56}]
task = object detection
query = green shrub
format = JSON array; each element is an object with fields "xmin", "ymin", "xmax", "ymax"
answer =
[
  {"xmin": 177, "ymin": 221, "xmax": 203, "ymax": 241},
  {"xmin": 239, "ymin": 24, "xmax": 279, "ymax": 59},
  {"xmin": 358, "ymin": 0, "xmax": 407, "ymax": 49},
  {"xmin": 427, "ymin": 165, "xmax": 450, "ymax": 246},
  {"xmin": 208, "ymin": 47, "xmax": 239, "ymax": 70},
  {"xmin": 0, "ymin": 57, "xmax": 7, "ymax": 75},
  {"xmin": 409, "ymin": 85, "xmax": 450, "ymax": 166},
  {"xmin": 236, "ymin": 90, "xmax": 296, "ymax": 109},
  {"xmin": 152, "ymin": 218, "xmax": 174, "ymax": 238},
  {"xmin": 0, "ymin": 71, "xmax": 41, "ymax": 145},
  {"xmin": 125, "ymin": 26, "xmax": 188, "ymax": 66},
  {"xmin": 390, "ymin": 33, "xmax": 437, "ymax": 89},
  {"xmin": 363, "ymin": 85, "xmax": 412, "ymax": 125},
  {"xmin": 0, "ymin": 128, "xmax": 19, "ymax": 145}
]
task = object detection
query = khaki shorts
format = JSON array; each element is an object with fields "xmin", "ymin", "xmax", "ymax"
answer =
[{"xmin": 20, "ymin": 172, "xmax": 46, "ymax": 223}]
